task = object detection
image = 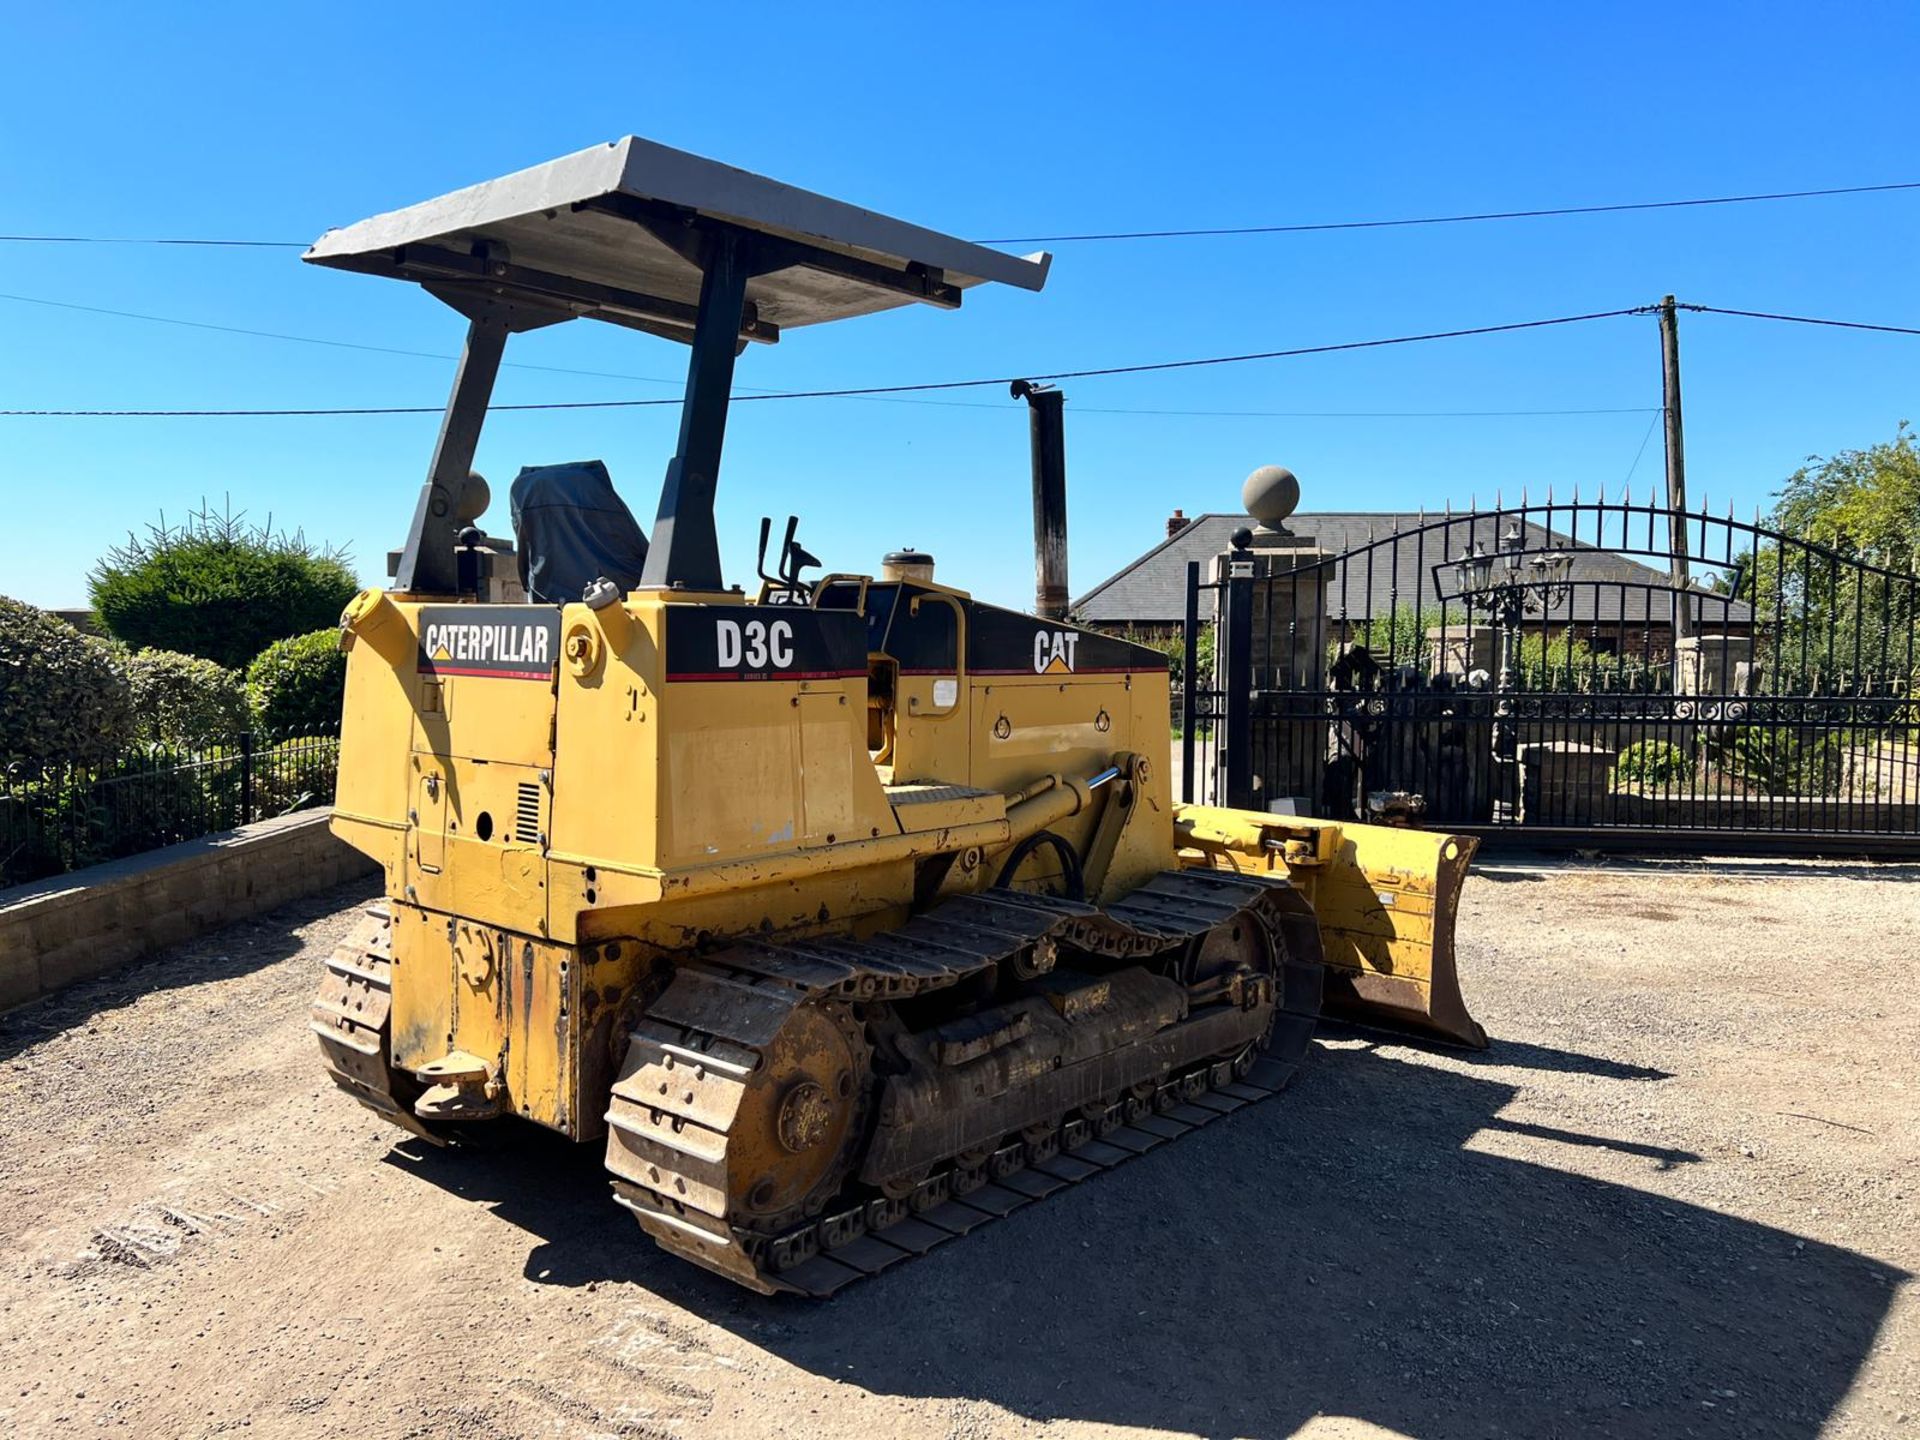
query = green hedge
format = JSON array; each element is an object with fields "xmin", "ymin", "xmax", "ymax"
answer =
[
  {"xmin": 0, "ymin": 597, "xmax": 136, "ymax": 770},
  {"xmin": 247, "ymin": 630, "xmax": 347, "ymax": 738},
  {"xmin": 1715, "ymin": 727, "xmax": 1847, "ymax": 797},
  {"xmin": 2, "ymin": 747, "xmax": 240, "ymax": 877},
  {"xmin": 1614, "ymin": 739, "xmax": 1693, "ymax": 788},
  {"xmin": 252, "ymin": 736, "xmax": 341, "ymax": 816},
  {"xmin": 125, "ymin": 649, "xmax": 249, "ymax": 748},
  {"xmin": 1, "ymin": 735, "xmax": 340, "ymax": 884},
  {"xmin": 0, "ymin": 602, "xmax": 346, "ymax": 883}
]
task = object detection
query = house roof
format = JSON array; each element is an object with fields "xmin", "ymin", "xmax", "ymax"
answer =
[{"xmin": 1072, "ymin": 512, "xmax": 1752, "ymax": 629}]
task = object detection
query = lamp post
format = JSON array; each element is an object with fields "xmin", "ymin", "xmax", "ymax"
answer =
[{"xmin": 1452, "ymin": 522, "xmax": 1574, "ymax": 817}]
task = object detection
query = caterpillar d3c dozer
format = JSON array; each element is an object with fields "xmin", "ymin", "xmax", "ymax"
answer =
[{"xmin": 306, "ymin": 137, "xmax": 1485, "ymax": 1296}]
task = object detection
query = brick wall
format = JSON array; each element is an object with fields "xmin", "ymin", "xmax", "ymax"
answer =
[{"xmin": 0, "ymin": 810, "xmax": 378, "ymax": 1012}]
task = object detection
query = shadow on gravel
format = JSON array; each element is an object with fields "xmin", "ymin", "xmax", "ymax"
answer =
[
  {"xmin": 1319, "ymin": 1023, "xmax": 1676, "ymax": 1083},
  {"xmin": 0, "ymin": 882, "xmax": 375, "ymax": 1066},
  {"xmin": 385, "ymin": 1042, "xmax": 1904, "ymax": 1440}
]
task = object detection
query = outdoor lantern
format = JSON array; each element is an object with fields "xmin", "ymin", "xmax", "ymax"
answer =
[
  {"xmin": 1531, "ymin": 549, "xmax": 1575, "ymax": 609},
  {"xmin": 1501, "ymin": 520, "xmax": 1525, "ymax": 575},
  {"xmin": 1455, "ymin": 543, "xmax": 1496, "ymax": 599}
]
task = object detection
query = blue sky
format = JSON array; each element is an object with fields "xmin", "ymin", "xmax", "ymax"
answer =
[{"xmin": 2, "ymin": 3, "xmax": 1915, "ymax": 610}]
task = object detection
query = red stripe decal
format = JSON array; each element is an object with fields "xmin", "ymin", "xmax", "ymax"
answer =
[
  {"xmin": 665, "ymin": 669, "xmax": 866, "ymax": 682},
  {"xmin": 421, "ymin": 664, "xmax": 553, "ymax": 681},
  {"xmin": 967, "ymin": 665, "xmax": 1166, "ymax": 677}
]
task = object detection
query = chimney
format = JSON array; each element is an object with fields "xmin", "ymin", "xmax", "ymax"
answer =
[{"xmin": 1166, "ymin": 508, "xmax": 1190, "ymax": 539}]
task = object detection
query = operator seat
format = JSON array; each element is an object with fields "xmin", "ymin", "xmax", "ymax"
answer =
[{"xmin": 509, "ymin": 460, "xmax": 650, "ymax": 605}]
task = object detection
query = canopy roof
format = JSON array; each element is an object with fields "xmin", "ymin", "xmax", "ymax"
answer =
[{"xmin": 304, "ymin": 136, "xmax": 1051, "ymax": 342}]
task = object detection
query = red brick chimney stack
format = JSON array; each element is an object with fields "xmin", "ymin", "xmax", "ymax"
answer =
[{"xmin": 1166, "ymin": 508, "xmax": 1189, "ymax": 539}]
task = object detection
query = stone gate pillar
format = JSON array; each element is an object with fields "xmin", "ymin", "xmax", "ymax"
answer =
[
  {"xmin": 1214, "ymin": 466, "xmax": 1330, "ymax": 811},
  {"xmin": 1675, "ymin": 633, "xmax": 1757, "ymax": 695}
]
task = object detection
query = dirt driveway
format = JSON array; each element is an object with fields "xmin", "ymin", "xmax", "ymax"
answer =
[{"xmin": 0, "ymin": 858, "xmax": 1914, "ymax": 1440}]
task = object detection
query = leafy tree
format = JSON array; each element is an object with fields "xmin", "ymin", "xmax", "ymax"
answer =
[
  {"xmin": 1775, "ymin": 422, "xmax": 1920, "ymax": 566},
  {"xmin": 247, "ymin": 629, "xmax": 347, "ymax": 737},
  {"xmin": 89, "ymin": 501, "xmax": 359, "ymax": 670},
  {"xmin": 0, "ymin": 597, "xmax": 136, "ymax": 770},
  {"xmin": 1731, "ymin": 426, "xmax": 1920, "ymax": 689},
  {"xmin": 1114, "ymin": 624, "xmax": 1213, "ymax": 685}
]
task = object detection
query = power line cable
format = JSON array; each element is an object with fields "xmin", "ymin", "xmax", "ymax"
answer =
[
  {"xmin": 0, "ymin": 290, "xmax": 1017, "ymax": 409},
  {"xmin": 0, "ymin": 400, "xmax": 1666, "ymax": 420},
  {"xmin": 759, "ymin": 309, "xmax": 1654, "ymax": 398},
  {"xmin": 17, "ymin": 301, "xmax": 1915, "ymax": 421},
  {"xmin": 0, "ymin": 291, "xmax": 689, "ymax": 384},
  {"xmin": 0, "ymin": 292, "xmax": 1659, "ymax": 418},
  {"xmin": 1072, "ymin": 405, "xmax": 1660, "ymax": 419},
  {"xmin": 1676, "ymin": 303, "xmax": 1920, "ymax": 338},
  {"xmin": 1620, "ymin": 410, "xmax": 1663, "ymax": 488},
  {"xmin": 978, "ymin": 181, "xmax": 1920, "ymax": 244},
  {"xmin": 0, "ymin": 233, "xmax": 305, "ymax": 247},
  {"xmin": 0, "ymin": 307, "xmax": 1651, "ymax": 417},
  {"xmin": 5, "ymin": 180, "xmax": 1916, "ymax": 250},
  {"xmin": 0, "ymin": 399, "xmax": 676, "ymax": 417}
]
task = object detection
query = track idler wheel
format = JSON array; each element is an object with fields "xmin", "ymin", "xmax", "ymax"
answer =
[
  {"xmin": 605, "ymin": 995, "xmax": 874, "ymax": 1251},
  {"xmin": 738, "ymin": 1004, "xmax": 873, "ymax": 1227}
]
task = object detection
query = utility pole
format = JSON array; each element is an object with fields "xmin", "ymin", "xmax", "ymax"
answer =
[{"xmin": 1658, "ymin": 295, "xmax": 1693, "ymax": 652}]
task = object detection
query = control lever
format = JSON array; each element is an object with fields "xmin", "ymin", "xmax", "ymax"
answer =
[
  {"xmin": 754, "ymin": 516, "xmax": 779, "ymax": 588},
  {"xmin": 755, "ymin": 515, "xmax": 820, "ymax": 602}
]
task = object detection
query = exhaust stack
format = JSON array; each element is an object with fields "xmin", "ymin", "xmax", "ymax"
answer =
[{"xmin": 1014, "ymin": 380, "xmax": 1069, "ymax": 620}]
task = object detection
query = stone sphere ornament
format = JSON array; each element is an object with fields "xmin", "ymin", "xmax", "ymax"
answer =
[{"xmin": 1242, "ymin": 465, "xmax": 1300, "ymax": 532}]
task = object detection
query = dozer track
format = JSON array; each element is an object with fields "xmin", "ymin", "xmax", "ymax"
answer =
[
  {"xmin": 604, "ymin": 868, "xmax": 1326, "ymax": 1295},
  {"xmin": 309, "ymin": 901, "xmax": 451, "ymax": 1146}
]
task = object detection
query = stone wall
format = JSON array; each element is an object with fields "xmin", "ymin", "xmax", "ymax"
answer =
[
  {"xmin": 0, "ymin": 809, "xmax": 377, "ymax": 1012},
  {"xmin": 1609, "ymin": 793, "xmax": 1920, "ymax": 833},
  {"xmin": 1519, "ymin": 742, "xmax": 1617, "ymax": 825}
]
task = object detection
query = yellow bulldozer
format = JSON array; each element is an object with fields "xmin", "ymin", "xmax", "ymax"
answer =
[{"xmin": 307, "ymin": 137, "xmax": 1483, "ymax": 1295}]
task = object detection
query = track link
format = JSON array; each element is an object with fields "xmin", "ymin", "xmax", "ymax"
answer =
[
  {"xmin": 605, "ymin": 869, "xmax": 1325, "ymax": 1294},
  {"xmin": 309, "ymin": 902, "xmax": 448, "ymax": 1146}
]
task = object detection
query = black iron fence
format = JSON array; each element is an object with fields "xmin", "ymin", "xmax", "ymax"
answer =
[
  {"xmin": 1178, "ymin": 496, "xmax": 1920, "ymax": 852},
  {"xmin": 1, "ymin": 729, "xmax": 341, "ymax": 887},
  {"xmin": 1175, "ymin": 560, "xmax": 1227, "ymax": 809}
]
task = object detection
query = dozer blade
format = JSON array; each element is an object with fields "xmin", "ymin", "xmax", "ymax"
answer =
[{"xmin": 1173, "ymin": 806, "xmax": 1486, "ymax": 1049}]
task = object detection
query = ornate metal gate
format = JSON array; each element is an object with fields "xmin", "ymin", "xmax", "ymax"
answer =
[{"xmin": 1178, "ymin": 496, "xmax": 1920, "ymax": 853}]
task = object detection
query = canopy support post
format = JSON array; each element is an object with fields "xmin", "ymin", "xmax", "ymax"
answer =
[
  {"xmin": 394, "ymin": 313, "xmax": 508, "ymax": 595},
  {"xmin": 640, "ymin": 229, "xmax": 751, "ymax": 591}
]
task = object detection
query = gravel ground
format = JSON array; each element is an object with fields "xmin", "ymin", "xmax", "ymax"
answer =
[{"xmin": 0, "ymin": 860, "xmax": 1914, "ymax": 1440}]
